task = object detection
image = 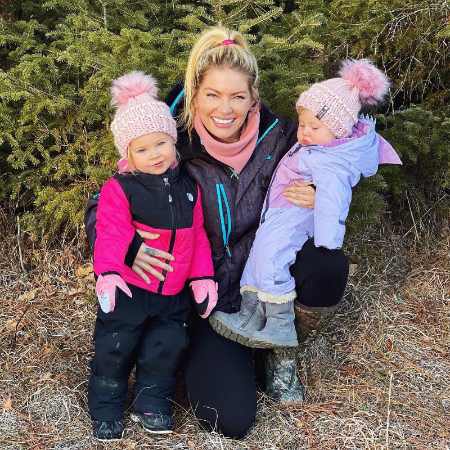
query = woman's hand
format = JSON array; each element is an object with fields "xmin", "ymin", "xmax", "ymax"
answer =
[
  {"xmin": 283, "ymin": 180, "xmax": 315, "ymax": 209},
  {"xmin": 132, "ymin": 230, "xmax": 175, "ymax": 284}
]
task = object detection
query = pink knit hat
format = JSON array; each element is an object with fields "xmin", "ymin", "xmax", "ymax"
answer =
[
  {"xmin": 110, "ymin": 71, "xmax": 177, "ymax": 158},
  {"xmin": 296, "ymin": 59, "xmax": 390, "ymax": 138}
]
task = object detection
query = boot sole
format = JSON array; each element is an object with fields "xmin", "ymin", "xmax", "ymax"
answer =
[
  {"xmin": 130, "ymin": 414, "xmax": 173, "ymax": 434},
  {"xmin": 209, "ymin": 315, "xmax": 288, "ymax": 349},
  {"xmin": 94, "ymin": 430, "xmax": 124, "ymax": 442},
  {"xmin": 251, "ymin": 338, "xmax": 299, "ymax": 349},
  {"xmin": 95, "ymin": 436, "xmax": 123, "ymax": 442}
]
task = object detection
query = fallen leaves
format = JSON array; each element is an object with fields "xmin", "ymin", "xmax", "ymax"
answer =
[
  {"xmin": 75, "ymin": 264, "xmax": 93, "ymax": 278},
  {"xmin": 18, "ymin": 289, "xmax": 37, "ymax": 302},
  {"xmin": 2, "ymin": 396, "xmax": 13, "ymax": 412}
]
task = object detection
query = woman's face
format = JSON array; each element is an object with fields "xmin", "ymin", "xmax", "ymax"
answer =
[{"xmin": 193, "ymin": 66, "xmax": 255, "ymax": 143}]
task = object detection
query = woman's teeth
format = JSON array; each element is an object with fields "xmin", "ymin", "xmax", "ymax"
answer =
[{"xmin": 213, "ymin": 117, "xmax": 234, "ymax": 124}]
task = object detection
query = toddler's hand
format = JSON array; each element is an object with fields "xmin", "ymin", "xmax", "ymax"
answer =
[
  {"xmin": 95, "ymin": 274, "xmax": 132, "ymax": 313},
  {"xmin": 189, "ymin": 279, "xmax": 218, "ymax": 318}
]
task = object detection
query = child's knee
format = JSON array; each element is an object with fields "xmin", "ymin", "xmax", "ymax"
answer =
[
  {"xmin": 93, "ymin": 331, "xmax": 138, "ymax": 377},
  {"xmin": 139, "ymin": 324, "xmax": 188, "ymax": 373}
]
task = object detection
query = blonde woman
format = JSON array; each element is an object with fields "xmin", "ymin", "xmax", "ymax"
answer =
[{"xmin": 86, "ymin": 26, "xmax": 348, "ymax": 438}]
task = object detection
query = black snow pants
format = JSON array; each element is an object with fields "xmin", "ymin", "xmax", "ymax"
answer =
[{"xmin": 88, "ymin": 284, "xmax": 190, "ymax": 421}]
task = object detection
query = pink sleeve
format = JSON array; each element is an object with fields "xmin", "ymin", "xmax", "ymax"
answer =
[
  {"xmin": 188, "ymin": 186, "xmax": 215, "ymax": 281},
  {"xmin": 93, "ymin": 177, "xmax": 135, "ymax": 276}
]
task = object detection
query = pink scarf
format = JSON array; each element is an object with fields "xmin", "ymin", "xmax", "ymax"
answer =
[{"xmin": 194, "ymin": 107, "xmax": 260, "ymax": 174}]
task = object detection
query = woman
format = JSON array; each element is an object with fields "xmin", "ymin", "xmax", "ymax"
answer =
[{"xmin": 85, "ymin": 26, "xmax": 348, "ymax": 439}]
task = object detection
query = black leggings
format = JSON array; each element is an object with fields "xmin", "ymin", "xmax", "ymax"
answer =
[{"xmin": 184, "ymin": 239, "xmax": 349, "ymax": 438}]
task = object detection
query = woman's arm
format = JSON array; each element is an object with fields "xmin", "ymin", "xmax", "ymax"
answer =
[{"xmin": 131, "ymin": 231, "xmax": 174, "ymax": 284}]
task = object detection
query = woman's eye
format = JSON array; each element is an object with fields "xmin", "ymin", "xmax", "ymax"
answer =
[
  {"xmin": 206, "ymin": 93, "xmax": 216, "ymax": 98},
  {"xmin": 136, "ymin": 148, "xmax": 146, "ymax": 153},
  {"xmin": 156, "ymin": 141, "xmax": 166, "ymax": 147}
]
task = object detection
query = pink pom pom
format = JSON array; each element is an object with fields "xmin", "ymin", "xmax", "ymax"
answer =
[
  {"xmin": 339, "ymin": 59, "xmax": 390, "ymax": 105},
  {"xmin": 111, "ymin": 71, "xmax": 158, "ymax": 107}
]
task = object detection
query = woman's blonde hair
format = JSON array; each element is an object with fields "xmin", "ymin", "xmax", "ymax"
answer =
[{"xmin": 183, "ymin": 26, "xmax": 259, "ymax": 133}]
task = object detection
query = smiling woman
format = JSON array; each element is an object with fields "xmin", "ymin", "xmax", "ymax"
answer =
[{"xmin": 193, "ymin": 67, "xmax": 256, "ymax": 143}]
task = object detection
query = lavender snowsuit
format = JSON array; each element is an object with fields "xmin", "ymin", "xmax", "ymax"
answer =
[{"xmin": 240, "ymin": 116, "xmax": 382, "ymax": 301}]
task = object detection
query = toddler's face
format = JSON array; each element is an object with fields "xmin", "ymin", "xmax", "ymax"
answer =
[
  {"xmin": 297, "ymin": 108, "xmax": 336, "ymax": 146},
  {"xmin": 128, "ymin": 132, "xmax": 176, "ymax": 175}
]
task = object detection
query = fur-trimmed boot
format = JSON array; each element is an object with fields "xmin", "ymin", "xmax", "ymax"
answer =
[
  {"xmin": 209, "ymin": 291, "xmax": 266, "ymax": 345},
  {"xmin": 265, "ymin": 347, "xmax": 304, "ymax": 404},
  {"xmin": 251, "ymin": 301, "xmax": 298, "ymax": 348}
]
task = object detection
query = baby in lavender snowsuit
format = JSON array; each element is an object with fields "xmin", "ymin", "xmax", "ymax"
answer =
[{"xmin": 210, "ymin": 59, "xmax": 402, "ymax": 348}]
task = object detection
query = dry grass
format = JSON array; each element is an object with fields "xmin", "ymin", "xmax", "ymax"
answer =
[{"xmin": 0, "ymin": 213, "xmax": 449, "ymax": 450}]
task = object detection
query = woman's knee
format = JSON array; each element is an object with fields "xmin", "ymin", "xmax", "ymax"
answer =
[
  {"xmin": 193, "ymin": 400, "xmax": 255, "ymax": 439},
  {"xmin": 292, "ymin": 239, "xmax": 349, "ymax": 307}
]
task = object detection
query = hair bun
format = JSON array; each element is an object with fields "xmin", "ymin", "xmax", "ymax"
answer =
[
  {"xmin": 339, "ymin": 59, "xmax": 390, "ymax": 105},
  {"xmin": 111, "ymin": 71, "xmax": 158, "ymax": 107}
]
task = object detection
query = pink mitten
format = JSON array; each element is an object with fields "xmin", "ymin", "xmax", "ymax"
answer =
[
  {"xmin": 95, "ymin": 274, "xmax": 132, "ymax": 313},
  {"xmin": 189, "ymin": 279, "xmax": 218, "ymax": 318}
]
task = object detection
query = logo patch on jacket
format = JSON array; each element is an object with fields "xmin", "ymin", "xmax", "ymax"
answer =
[{"xmin": 187, "ymin": 193, "xmax": 194, "ymax": 202}]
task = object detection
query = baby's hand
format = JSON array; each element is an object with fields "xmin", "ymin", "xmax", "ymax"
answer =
[{"xmin": 189, "ymin": 279, "xmax": 218, "ymax": 318}]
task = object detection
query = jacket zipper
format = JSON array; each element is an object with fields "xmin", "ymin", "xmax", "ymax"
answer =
[{"xmin": 158, "ymin": 176, "xmax": 176, "ymax": 294}]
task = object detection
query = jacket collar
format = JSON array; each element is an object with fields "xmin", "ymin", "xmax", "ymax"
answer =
[{"xmin": 121, "ymin": 165, "xmax": 180, "ymax": 188}]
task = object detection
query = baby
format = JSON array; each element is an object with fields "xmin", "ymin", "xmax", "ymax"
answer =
[{"xmin": 210, "ymin": 59, "xmax": 401, "ymax": 348}]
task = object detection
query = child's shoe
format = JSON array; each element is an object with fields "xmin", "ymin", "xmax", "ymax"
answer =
[
  {"xmin": 209, "ymin": 291, "xmax": 265, "ymax": 345},
  {"xmin": 92, "ymin": 419, "xmax": 124, "ymax": 441},
  {"xmin": 251, "ymin": 301, "xmax": 298, "ymax": 348},
  {"xmin": 130, "ymin": 411, "xmax": 174, "ymax": 434}
]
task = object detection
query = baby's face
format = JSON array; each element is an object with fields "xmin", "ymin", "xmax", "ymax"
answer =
[
  {"xmin": 128, "ymin": 132, "xmax": 176, "ymax": 175},
  {"xmin": 297, "ymin": 108, "xmax": 336, "ymax": 146}
]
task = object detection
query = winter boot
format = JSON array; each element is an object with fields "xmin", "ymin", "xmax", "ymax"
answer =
[
  {"xmin": 209, "ymin": 291, "xmax": 265, "ymax": 346},
  {"xmin": 250, "ymin": 301, "xmax": 298, "ymax": 348},
  {"xmin": 294, "ymin": 303, "xmax": 337, "ymax": 341},
  {"xmin": 130, "ymin": 411, "xmax": 174, "ymax": 434},
  {"xmin": 265, "ymin": 347, "xmax": 304, "ymax": 404},
  {"xmin": 92, "ymin": 419, "xmax": 124, "ymax": 441}
]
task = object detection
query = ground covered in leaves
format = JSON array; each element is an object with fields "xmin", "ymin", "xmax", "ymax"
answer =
[{"xmin": 0, "ymin": 214, "xmax": 448, "ymax": 449}]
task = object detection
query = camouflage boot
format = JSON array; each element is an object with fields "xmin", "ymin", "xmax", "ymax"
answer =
[
  {"xmin": 265, "ymin": 347, "xmax": 304, "ymax": 404},
  {"xmin": 294, "ymin": 303, "xmax": 337, "ymax": 341}
]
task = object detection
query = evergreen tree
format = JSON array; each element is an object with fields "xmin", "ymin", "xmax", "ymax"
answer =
[{"xmin": 0, "ymin": 0, "xmax": 448, "ymax": 238}]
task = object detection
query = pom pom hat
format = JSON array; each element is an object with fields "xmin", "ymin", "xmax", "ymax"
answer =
[
  {"xmin": 296, "ymin": 59, "xmax": 390, "ymax": 138},
  {"xmin": 110, "ymin": 71, "xmax": 177, "ymax": 157}
]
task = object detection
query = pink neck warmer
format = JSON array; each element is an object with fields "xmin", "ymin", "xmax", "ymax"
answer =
[{"xmin": 194, "ymin": 106, "xmax": 260, "ymax": 174}]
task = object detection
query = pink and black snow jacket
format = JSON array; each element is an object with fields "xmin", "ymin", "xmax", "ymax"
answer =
[{"xmin": 93, "ymin": 166, "xmax": 214, "ymax": 295}]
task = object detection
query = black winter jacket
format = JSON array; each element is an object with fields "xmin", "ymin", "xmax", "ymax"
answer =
[{"xmin": 85, "ymin": 84, "xmax": 297, "ymax": 313}]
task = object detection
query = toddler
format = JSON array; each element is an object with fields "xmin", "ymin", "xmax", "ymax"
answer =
[
  {"xmin": 210, "ymin": 59, "xmax": 401, "ymax": 348},
  {"xmin": 89, "ymin": 72, "xmax": 217, "ymax": 441}
]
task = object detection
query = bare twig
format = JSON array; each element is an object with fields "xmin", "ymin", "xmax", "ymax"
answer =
[
  {"xmin": 404, "ymin": 190, "xmax": 420, "ymax": 242},
  {"xmin": 385, "ymin": 371, "xmax": 393, "ymax": 449},
  {"xmin": 16, "ymin": 216, "xmax": 25, "ymax": 273},
  {"xmin": 403, "ymin": 192, "xmax": 448, "ymax": 238}
]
